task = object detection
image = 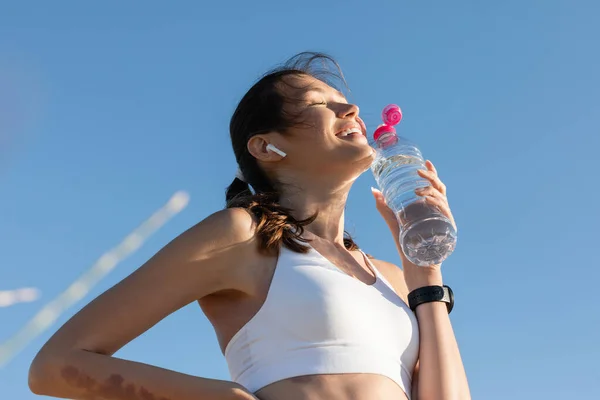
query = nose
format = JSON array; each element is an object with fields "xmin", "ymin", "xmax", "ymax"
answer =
[{"xmin": 337, "ymin": 103, "xmax": 359, "ymax": 119}]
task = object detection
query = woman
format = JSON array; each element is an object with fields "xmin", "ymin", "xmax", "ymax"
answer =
[{"xmin": 28, "ymin": 52, "xmax": 470, "ymax": 400}]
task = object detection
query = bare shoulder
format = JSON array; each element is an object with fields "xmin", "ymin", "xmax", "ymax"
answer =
[
  {"xmin": 32, "ymin": 207, "xmax": 260, "ymax": 359},
  {"xmin": 203, "ymin": 206, "xmax": 257, "ymax": 238},
  {"xmin": 168, "ymin": 206, "xmax": 260, "ymax": 289},
  {"xmin": 184, "ymin": 206, "xmax": 258, "ymax": 250},
  {"xmin": 148, "ymin": 206, "xmax": 258, "ymax": 277},
  {"xmin": 369, "ymin": 258, "xmax": 410, "ymax": 303}
]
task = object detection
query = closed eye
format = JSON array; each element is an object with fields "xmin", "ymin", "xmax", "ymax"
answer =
[{"xmin": 311, "ymin": 101, "xmax": 327, "ymax": 106}]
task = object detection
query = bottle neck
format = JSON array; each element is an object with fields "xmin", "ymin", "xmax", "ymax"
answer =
[{"xmin": 375, "ymin": 132, "xmax": 399, "ymax": 148}]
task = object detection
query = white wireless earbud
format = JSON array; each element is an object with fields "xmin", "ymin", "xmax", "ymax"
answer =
[{"xmin": 266, "ymin": 144, "xmax": 287, "ymax": 158}]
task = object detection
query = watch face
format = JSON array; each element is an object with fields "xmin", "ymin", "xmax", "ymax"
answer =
[{"xmin": 444, "ymin": 285, "xmax": 454, "ymax": 313}]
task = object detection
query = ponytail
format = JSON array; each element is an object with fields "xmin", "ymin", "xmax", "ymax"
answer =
[
  {"xmin": 225, "ymin": 177, "xmax": 252, "ymax": 205},
  {"xmin": 225, "ymin": 175, "xmax": 314, "ymax": 255},
  {"xmin": 225, "ymin": 174, "xmax": 360, "ymax": 256}
]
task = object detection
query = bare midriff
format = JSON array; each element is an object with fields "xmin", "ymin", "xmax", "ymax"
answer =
[{"xmin": 254, "ymin": 373, "xmax": 409, "ymax": 400}]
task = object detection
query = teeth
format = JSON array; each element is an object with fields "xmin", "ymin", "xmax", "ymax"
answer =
[{"xmin": 338, "ymin": 127, "xmax": 362, "ymax": 137}]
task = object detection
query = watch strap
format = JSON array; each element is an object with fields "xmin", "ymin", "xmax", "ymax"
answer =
[{"xmin": 408, "ymin": 285, "xmax": 454, "ymax": 314}]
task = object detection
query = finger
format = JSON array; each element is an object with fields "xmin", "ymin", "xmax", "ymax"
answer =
[
  {"xmin": 415, "ymin": 186, "xmax": 446, "ymax": 201},
  {"xmin": 417, "ymin": 169, "xmax": 447, "ymax": 195},
  {"xmin": 423, "ymin": 196, "xmax": 451, "ymax": 218},
  {"xmin": 371, "ymin": 187, "xmax": 386, "ymax": 206},
  {"xmin": 371, "ymin": 187, "xmax": 400, "ymax": 235},
  {"xmin": 371, "ymin": 187, "xmax": 392, "ymax": 213},
  {"xmin": 423, "ymin": 196, "xmax": 456, "ymax": 229},
  {"xmin": 425, "ymin": 160, "xmax": 438, "ymax": 176}
]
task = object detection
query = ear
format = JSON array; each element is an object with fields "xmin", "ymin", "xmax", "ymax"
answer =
[{"xmin": 247, "ymin": 134, "xmax": 286, "ymax": 162}]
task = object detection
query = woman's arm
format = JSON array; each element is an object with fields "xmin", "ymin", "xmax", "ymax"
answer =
[
  {"xmin": 370, "ymin": 261, "xmax": 470, "ymax": 400},
  {"xmin": 31, "ymin": 349, "xmax": 255, "ymax": 400},
  {"xmin": 409, "ymin": 271, "xmax": 471, "ymax": 400},
  {"xmin": 29, "ymin": 208, "xmax": 259, "ymax": 400},
  {"xmin": 372, "ymin": 160, "xmax": 471, "ymax": 400}
]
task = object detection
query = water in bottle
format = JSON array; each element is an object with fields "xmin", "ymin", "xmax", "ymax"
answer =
[{"xmin": 370, "ymin": 104, "xmax": 457, "ymax": 266}]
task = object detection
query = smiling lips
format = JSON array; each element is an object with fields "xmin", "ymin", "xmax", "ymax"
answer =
[{"xmin": 335, "ymin": 125, "xmax": 364, "ymax": 138}]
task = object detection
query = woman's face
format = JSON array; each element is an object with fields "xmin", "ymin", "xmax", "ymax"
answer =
[{"xmin": 274, "ymin": 75, "xmax": 375, "ymax": 179}]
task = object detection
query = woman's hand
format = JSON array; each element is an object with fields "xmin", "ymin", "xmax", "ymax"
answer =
[{"xmin": 372, "ymin": 160, "xmax": 455, "ymax": 290}]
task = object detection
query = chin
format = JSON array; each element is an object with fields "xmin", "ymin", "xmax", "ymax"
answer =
[
  {"xmin": 339, "ymin": 146, "xmax": 376, "ymax": 177},
  {"xmin": 352, "ymin": 143, "xmax": 376, "ymax": 163},
  {"xmin": 357, "ymin": 151, "xmax": 376, "ymax": 174}
]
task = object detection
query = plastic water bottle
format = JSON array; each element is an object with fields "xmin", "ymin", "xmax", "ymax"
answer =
[{"xmin": 370, "ymin": 104, "xmax": 457, "ymax": 266}]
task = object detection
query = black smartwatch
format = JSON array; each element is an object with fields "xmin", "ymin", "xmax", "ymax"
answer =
[{"xmin": 408, "ymin": 285, "xmax": 454, "ymax": 314}]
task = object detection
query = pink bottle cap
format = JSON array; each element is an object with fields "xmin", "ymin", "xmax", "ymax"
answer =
[
  {"xmin": 382, "ymin": 104, "xmax": 402, "ymax": 126},
  {"xmin": 373, "ymin": 124, "xmax": 396, "ymax": 141}
]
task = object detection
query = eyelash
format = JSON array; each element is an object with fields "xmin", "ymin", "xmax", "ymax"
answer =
[{"xmin": 311, "ymin": 101, "xmax": 327, "ymax": 106}]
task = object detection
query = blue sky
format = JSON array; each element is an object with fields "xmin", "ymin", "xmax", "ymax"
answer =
[{"xmin": 1, "ymin": 1, "xmax": 599, "ymax": 398}]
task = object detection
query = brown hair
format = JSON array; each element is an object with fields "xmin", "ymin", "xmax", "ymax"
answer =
[{"xmin": 225, "ymin": 52, "xmax": 361, "ymax": 255}]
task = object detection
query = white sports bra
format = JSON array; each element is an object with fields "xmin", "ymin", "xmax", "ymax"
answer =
[{"xmin": 223, "ymin": 243, "xmax": 420, "ymax": 398}]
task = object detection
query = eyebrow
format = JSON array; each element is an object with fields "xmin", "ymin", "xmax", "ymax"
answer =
[{"xmin": 309, "ymin": 87, "xmax": 347, "ymax": 100}]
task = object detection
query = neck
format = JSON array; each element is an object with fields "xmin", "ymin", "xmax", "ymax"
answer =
[{"xmin": 278, "ymin": 177, "xmax": 353, "ymax": 246}]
